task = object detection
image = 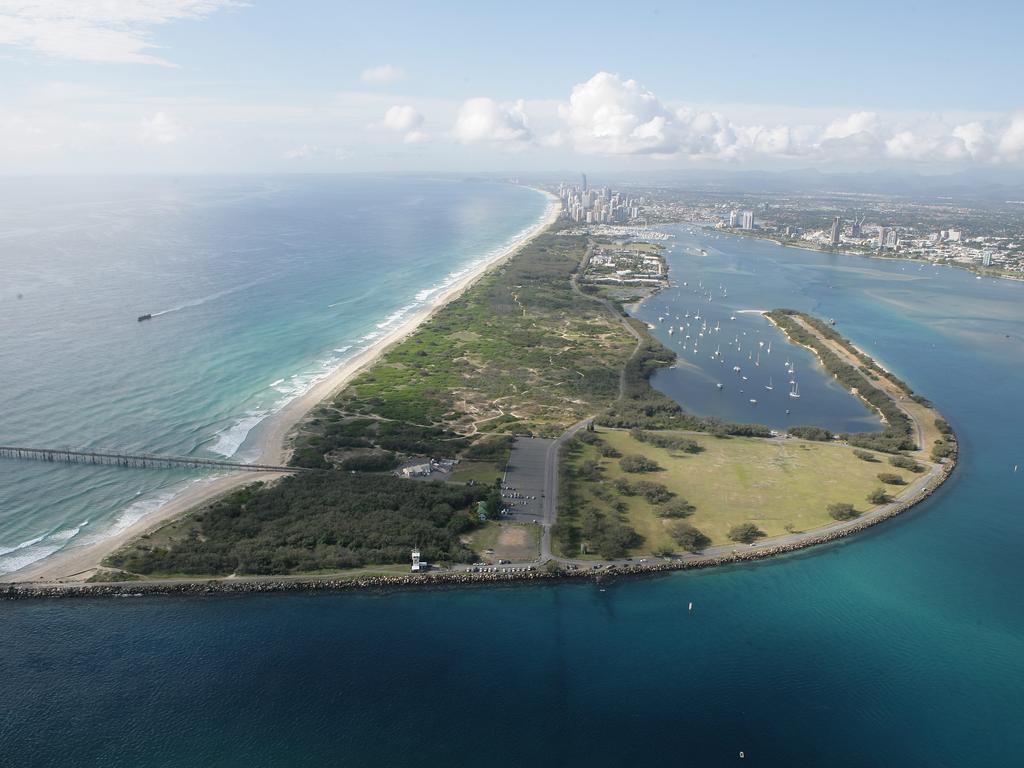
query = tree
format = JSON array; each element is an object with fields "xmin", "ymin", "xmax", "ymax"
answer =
[
  {"xmin": 877, "ymin": 472, "xmax": 906, "ymax": 485},
  {"xmin": 866, "ymin": 488, "xmax": 891, "ymax": 505},
  {"xmin": 658, "ymin": 499, "xmax": 695, "ymax": 518},
  {"xmin": 889, "ymin": 455, "xmax": 923, "ymax": 473},
  {"xmin": 619, "ymin": 454, "xmax": 662, "ymax": 473},
  {"xmin": 633, "ymin": 480, "xmax": 674, "ymax": 504},
  {"xmin": 728, "ymin": 522, "xmax": 765, "ymax": 544},
  {"xmin": 671, "ymin": 522, "xmax": 710, "ymax": 553},
  {"xmin": 827, "ymin": 502, "xmax": 858, "ymax": 521},
  {"xmin": 853, "ymin": 449, "xmax": 878, "ymax": 462}
]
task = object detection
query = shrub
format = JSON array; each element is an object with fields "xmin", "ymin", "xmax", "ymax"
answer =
[
  {"xmin": 612, "ymin": 478, "xmax": 635, "ymax": 496},
  {"xmin": 728, "ymin": 522, "xmax": 765, "ymax": 544},
  {"xmin": 867, "ymin": 488, "xmax": 891, "ymax": 505},
  {"xmin": 890, "ymin": 455, "xmax": 924, "ymax": 473},
  {"xmin": 931, "ymin": 439, "xmax": 955, "ymax": 461},
  {"xmin": 853, "ymin": 450, "xmax": 878, "ymax": 462},
  {"xmin": 671, "ymin": 522, "xmax": 710, "ymax": 552},
  {"xmin": 619, "ymin": 454, "xmax": 662, "ymax": 473},
  {"xmin": 598, "ymin": 444, "xmax": 621, "ymax": 458},
  {"xmin": 340, "ymin": 451, "xmax": 399, "ymax": 472},
  {"xmin": 633, "ymin": 480, "xmax": 674, "ymax": 504},
  {"xmin": 877, "ymin": 473, "xmax": 906, "ymax": 485},
  {"xmin": 827, "ymin": 502, "xmax": 858, "ymax": 521},
  {"xmin": 935, "ymin": 418, "xmax": 952, "ymax": 436},
  {"xmin": 658, "ymin": 499, "xmax": 696, "ymax": 518},
  {"xmin": 788, "ymin": 425, "xmax": 834, "ymax": 441}
]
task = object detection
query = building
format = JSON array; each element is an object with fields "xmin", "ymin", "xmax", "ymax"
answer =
[
  {"xmin": 740, "ymin": 210, "xmax": 754, "ymax": 230},
  {"xmin": 948, "ymin": 228, "xmax": 962, "ymax": 243},
  {"xmin": 982, "ymin": 249, "xmax": 993, "ymax": 267},
  {"xmin": 878, "ymin": 227, "xmax": 889, "ymax": 248},
  {"xmin": 728, "ymin": 209, "xmax": 739, "ymax": 227},
  {"xmin": 411, "ymin": 548, "xmax": 423, "ymax": 572},
  {"xmin": 830, "ymin": 216, "xmax": 842, "ymax": 246}
]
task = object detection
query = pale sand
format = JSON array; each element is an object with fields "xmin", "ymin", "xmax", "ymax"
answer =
[{"xmin": 11, "ymin": 191, "xmax": 562, "ymax": 584}]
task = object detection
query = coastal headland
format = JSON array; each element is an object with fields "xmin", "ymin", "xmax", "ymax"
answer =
[{"xmin": 4, "ymin": 207, "xmax": 957, "ymax": 596}]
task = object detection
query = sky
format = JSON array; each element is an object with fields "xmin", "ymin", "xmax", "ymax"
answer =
[{"xmin": 1, "ymin": 0, "xmax": 1023, "ymax": 174}]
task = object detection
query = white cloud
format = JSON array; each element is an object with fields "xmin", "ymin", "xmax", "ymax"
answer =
[
  {"xmin": 378, "ymin": 105, "xmax": 427, "ymax": 144},
  {"xmin": 559, "ymin": 72, "xmax": 679, "ymax": 155},
  {"xmin": 996, "ymin": 113, "xmax": 1024, "ymax": 161},
  {"xmin": 452, "ymin": 97, "xmax": 531, "ymax": 145},
  {"xmin": 822, "ymin": 111, "xmax": 879, "ymax": 140},
  {"xmin": 140, "ymin": 111, "xmax": 189, "ymax": 144},
  {"xmin": 551, "ymin": 71, "xmax": 1024, "ymax": 166},
  {"xmin": 361, "ymin": 64, "xmax": 405, "ymax": 84},
  {"xmin": 0, "ymin": 1, "xmax": 238, "ymax": 65},
  {"xmin": 382, "ymin": 105, "xmax": 423, "ymax": 132}
]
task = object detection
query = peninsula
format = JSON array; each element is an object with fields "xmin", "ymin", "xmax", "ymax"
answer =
[{"xmin": 3, "ymin": 191, "xmax": 956, "ymax": 597}]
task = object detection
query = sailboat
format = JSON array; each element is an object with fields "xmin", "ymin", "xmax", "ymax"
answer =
[
  {"xmin": 789, "ymin": 382, "xmax": 801, "ymax": 399},
  {"xmin": 755, "ymin": 352, "xmax": 760, "ymax": 367},
  {"xmin": 765, "ymin": 377, "xmax": 773, "ymax": 391}
]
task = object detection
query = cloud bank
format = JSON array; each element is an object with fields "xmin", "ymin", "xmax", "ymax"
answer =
[
  {"xmin": 0, "ymin": 0, "xmax": 238, "ymax": 65},
  {"xmin": 539, "ymin": 71, "xmax": 1024, "ymax": 166}
]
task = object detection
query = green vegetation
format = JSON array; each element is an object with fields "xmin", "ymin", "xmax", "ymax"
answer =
[
  {"xmin": 827, "ymin": 503, "xmax": 858, "ymax": 521},
  {"xmin": 86, "ymin": 569, "xmax": 141, "ymax": 583},
  {"xmin": 671, "ymin": 522, "xmax": 710, "ymax": 552},
  {"xmin": 890, "ymin": 455, "xmax": 924, "ymax": 473},
  {"xmin": 788, "ymin": 425, "xmax": 834, "ymax": 441},
  {"xmin": 931, "ymin": 438, "xmax": 956, "ymax": 461},
  {"xmin": 877, "ymin": 472, "xmax": 907, "ymax": 485},
  {"xmin": 106, "ymin": 474, "xmax": 490, "ymax": 576},
  {"xmin": 658, "ymin": 499, "xmax": 696, "ymax": 518},
  {"xmin": 767, "ymin": 310, "xmax": 916, "ymax": 453},
  {"xmin": 866, "ymin": 488, "xmax": 891, "ymax": 505},
  {"xmin": 854, "ymin": 450, "xmax": 879, "ymax": 462},
  {"xmin": 557, "ymin": 427, "xmax": 900, "ymax": 555},
  {"xmin": 619, "ymin": 454, "xmax": 662, "ymax": 473},
  {"xmin": 728, "ymin": 522, "xmax": 766, "ymax": 544}
]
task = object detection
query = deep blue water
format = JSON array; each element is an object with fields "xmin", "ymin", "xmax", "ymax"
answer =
[
  {"xmin": 2, "ymin": 214, "xmax": 1023, "ymax": 766},
  {"xmin": 0, "ymin": 176, "xmax": 547, "ymax": 574}
]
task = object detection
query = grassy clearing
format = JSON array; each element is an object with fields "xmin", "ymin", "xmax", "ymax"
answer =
[
  {"xmin": 447, "ymin": 461, "xmax": 502, "ymax": 486},
  {"xmin": 465, "ymin": 522, "xmax": 540, "ymax": 563},
  {"xmin": 562, "ymin": 428, "xmax": 918, "ymax": 554}
]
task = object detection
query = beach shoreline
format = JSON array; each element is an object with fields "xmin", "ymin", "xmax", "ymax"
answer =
[{"xmin": 10, "ymin": 189, "xmax": 562, "ymax": 584}]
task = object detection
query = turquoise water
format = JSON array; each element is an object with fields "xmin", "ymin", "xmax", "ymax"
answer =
[
  {"xmin": 2, "ymin": 202, "xmax": 1023, "ymax": 766},
  {"xmin": 0, "ymin": 177, "xmax": 548, "ymax": 574}
]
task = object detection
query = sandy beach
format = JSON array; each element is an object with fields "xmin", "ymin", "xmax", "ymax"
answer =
[{"xmin": 11, "ymin": 190, "xmax": 561, "ymax": 584}]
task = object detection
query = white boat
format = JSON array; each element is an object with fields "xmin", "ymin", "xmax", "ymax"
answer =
[
  {"xmin": 667, "ymin": 327, "xmax": 673, "ymax": 335},
  {"xmin": 749, "ymin": 398, "xmax": 757, "ymax": 404},
  {"xmin": 716, "ymin": 383, "xmax": 723, "ymax": 390},
  {"xmin": 765, "ymin": 377, "xmax": 773, "ymax": 391},
  {"xmin": 789, "ymin": 382, "xmax": 801, "ymax": 399}
]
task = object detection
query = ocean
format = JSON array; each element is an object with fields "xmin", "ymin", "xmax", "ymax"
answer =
[
  {"xmin": 1, "ymin": 194, "xmax": 1022, "ymax": 766},
  {"xmin": 0, "ymin": 176, "xmax": 549, "ymax": 575}
]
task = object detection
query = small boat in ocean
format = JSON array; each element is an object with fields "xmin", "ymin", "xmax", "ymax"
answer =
[
  {"xmin": 749, "ymin": 398, "xmax": 757, "ymax": 404},
  {"xmin": 765, "ymin": 377, "xmax": 773, "ymax": 391},
  {"xmin": 789, "ymin": 382, "xmax": 801, "ymax": 399},
  {"xmin": 137, "ymin": 313, "xmax": 152, "ymax": 322},
  {"xmin": 716, "ymin": 383, "xmax": 723, "ymax": 390}
]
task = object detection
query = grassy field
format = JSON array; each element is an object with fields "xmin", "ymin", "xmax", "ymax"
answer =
[
  {"xmin": 561, "ymin": 428, "xmax": 918, "ymax": 555},
  {"xmin": 447, "ymin": 460, "xmax": 502, "ymax": 486}
]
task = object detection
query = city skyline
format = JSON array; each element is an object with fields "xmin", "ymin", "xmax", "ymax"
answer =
[{"xmin": 1, "ymin": 1, "xmax": 1024, "ymax": 174}]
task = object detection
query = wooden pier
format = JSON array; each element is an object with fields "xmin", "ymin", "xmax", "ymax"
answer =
[{"xmin": 0, "ymin": 446, "xmax": 312, "ymax": 473}]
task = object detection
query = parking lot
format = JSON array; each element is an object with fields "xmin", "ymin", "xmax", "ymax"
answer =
[{"xmin": 500, "ymin": 437, "xmax": 553, "ymax": 524}]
